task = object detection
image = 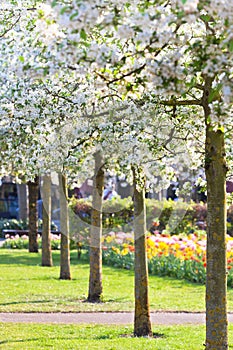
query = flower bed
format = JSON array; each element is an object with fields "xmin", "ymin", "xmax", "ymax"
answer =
[
  {"xmin": 2, "ymin": 233, "xmax": 61, "ymax": 250},
  {"xmin": 102, "ymin": 231, "xmax": 233, "ymax": 287}
]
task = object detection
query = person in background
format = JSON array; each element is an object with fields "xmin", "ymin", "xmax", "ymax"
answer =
[
  {"xmin": 74, "ymin": 187, "xmax": 83, "ymax": 199},
  {"xmin": 166, "ymin": 181, "xmax": 179, "ymax": 201},
  {"xmin": 103, "ymin": 184, "xmax": 119, "ymax": 200}
]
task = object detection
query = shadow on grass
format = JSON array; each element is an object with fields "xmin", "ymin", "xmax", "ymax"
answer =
[
  {"xmin": 0, "ymin": 299, "xmax": 53, "ymax": 306},
  {"xmin": 0, "ymin": 251, "xmax": 89, "ymax": 268},
  {"xmin": 0, "ymin": 337, "xmax": 78, "ymax": 345},
  {"xmin": 0, "ymin": 253, "xmax": 41, "ymax": 266},
  {"xmin": 0, "ymin": 332, "xmax": 165, "ymax": 345},
  {"xmin": 119, "ymin": 332, "xmax": 165, "ymax": 339}
]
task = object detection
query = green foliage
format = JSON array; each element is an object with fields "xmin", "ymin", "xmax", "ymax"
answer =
[
  {"xmin": 70, "ymin": 197, "xmax": 233, "ymax": 237},
  {"xmin": 102, "ymin": 249, "xmax": 134, "ymax": 270},
  {"xmin": 101, "ymin": 249, "xmax": 207, "ymax": 285},
  {"xmin": 69, "ymin": 197, "xmax": 134, "ymax": 244},
  {"xmin": 148, "ymin": 255, "xmax": 206, "ymax": 285},
  {"xmin": 70, "ymin": 197, "xmax": 209, "ymax": 235},
  {"xmin": 2, "ymin": 236, "xmax": 29, "ymax": 249}
]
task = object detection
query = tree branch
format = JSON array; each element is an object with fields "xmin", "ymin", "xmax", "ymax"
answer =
[
  {"xmin": 0, "ymin": 15, "xmax": 21, "ymax": 38},
  {"xmin": 160, "ymin": 99, "xmax": 202, "ymax": 106}
]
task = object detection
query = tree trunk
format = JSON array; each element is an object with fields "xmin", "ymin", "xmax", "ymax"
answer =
[
  {"xmin": 88, "ymin": 151, "xmax": 104, "ymax": 302},
  {"xmin": 17, "ymin": 183, "xmax": 28, "ymax": 220},
  {"xmin": 28, "ymin": 176, "xmax": 39, "ymax": 253},
  {"xmin": 42, "ymin": 174, "xmax": 53, "ymax": 267},
  {"xmin": 59, "ymin": 173, "xmax": 71, "ymax": 280},
  {"xmin": 204, "ymin": 79, "xmax": 228, "ymax": 349},
  {"xmin": 132, "ymin": 166, "xmax": 152, "ymax": 337}
]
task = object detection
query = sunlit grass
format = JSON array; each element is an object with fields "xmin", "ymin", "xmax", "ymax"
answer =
[
  {"xmin": 0, "ymin": 323, "xmax": 209, "ymax": 350},
  {"xmin": 0, "ymin": 249, "xmax": 233, "ymax": 313}
]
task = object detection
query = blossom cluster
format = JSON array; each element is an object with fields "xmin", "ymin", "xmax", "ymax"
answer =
[{"xmin": 0, "ymin": 0, "xmax": 233, "ymax": 188}]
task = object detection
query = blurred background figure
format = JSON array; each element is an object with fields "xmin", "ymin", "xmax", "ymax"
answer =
[
  {"xmin": 103, "ymin": 183, "xmax": 119, "ymax": 200},
  {"xmin": 74, "ymin": 187, "xmax": 83, "ymax": 199}
]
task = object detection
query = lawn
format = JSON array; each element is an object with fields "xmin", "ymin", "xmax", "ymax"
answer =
[
  {"xmin": 0, "ymin": 249, "xmax": 208, "ymax": 312},
  {"xmin": 1, "ymin": 323, "xmax": 233, "ymax": 350},
  {"xmin": 0, "ymin": 323, "xmax": 205, "ymax": 350},
  {"xmin": 1, "ymin": 249, "xmax": 233, "ymax": 349}
]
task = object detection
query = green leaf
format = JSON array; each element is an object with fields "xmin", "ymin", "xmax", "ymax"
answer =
[
  {"xmin": 218, "ymin": 125, "xmax": 225, "ymax": 133},
  {"xmin": 80, "ymin": 28, "xmax": 87, "ymax": 40},
  {"xmin": 208, "ymin": 84, "xmax": 222, "ymax": 103},
  {"xmin": 51, "ymin": 0, "xmax": 57, "ymax": 7},
  {"xmin": 181, "ymin": 0, "xmax": 187, "ymax": 3},
  {"xmin": 18, "ymin": 56, "xmax": 24, "ymax": 63},
  {"xmin": 200, "ymin": 14, "xmax": 211, "ymax": 22},
  {"xmin": 38, "ymin": 9, "xmax": 44, "ymax": 19},
  {"xmin": 60, "ymin": 6, "xmax": 69, "ymax": 15},
  {"xmin": 229, "ymin": 40, "xmax": 233, "ymax": 52},
  {"xmin": 70, "ymin": 11, "xmax": 79, "ymax": 20}
]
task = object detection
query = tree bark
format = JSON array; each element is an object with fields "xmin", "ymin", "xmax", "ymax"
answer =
[
  {"xmin": 42, "ymin": 174, "xmax": 53, "ymax": 267},
  {"xmin": 28, "ymin": 176, "xmax": 39, "ymax": 253},
  {"xmin": 17, "ymin": 183, "xmax": 28, "ymax": 220},
  {"xmin": 204, "ymin": 78, "xmax": 228, "ymax": 349},
  {"xmin": 59, "ymin": 173, "xmax": 71, "ymax": 280},
  {"xmin": 88, "ymin": 151, "xmax": 104, "ymax": 302},
  {"xmin": 132, "ymin": 166, "xmax": 152, "ymax": 337}
]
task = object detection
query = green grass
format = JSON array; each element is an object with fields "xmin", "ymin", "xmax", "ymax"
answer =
[
  {"xmin": 0, "ymin": 323, "xmax": 207, "ymax": 350},
  {"xmin": 0, "ymin": 249, "xmax": 233, "ymax": 313},
  {"xmin": 1, "ymin": 249, "xmax": 233, "ymax": 349},
  {"xmin": 0, "ymin": 249, "xmax": 206, "ymax": 312},
  {"xmin": 1, "ymin": 323, "xmax": 233, "ymax": 350}
]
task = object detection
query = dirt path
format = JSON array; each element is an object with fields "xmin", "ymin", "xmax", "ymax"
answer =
[{"xmin": 0, "ymin": 312, "xmax": 211, "ymax": 325}]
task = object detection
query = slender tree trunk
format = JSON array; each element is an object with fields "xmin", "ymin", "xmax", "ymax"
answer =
[
  {"xmin": 42, "ymin": 174, "xmax": 53, "ymax": 267},
  {"xmin": 204, "ymin": 78, "xmax": 228, "ymax": 349},
  {"xmin": 59, "ymin": 173, "xmax": 71, "ymax": 280},
  {"xmin": 132, "ymin": 166, "xmax": 152, "ymax": 337},
  {"xmin": 28, "ymin": 176, "xmax": 39, "ymax": 253},
  {"xmin": 88, "ymin": 151, "xmax": 104, "ymax": 302},
  {"xmin": 17, "ymin": 183, "xmax": 28, "ymax": 220}
]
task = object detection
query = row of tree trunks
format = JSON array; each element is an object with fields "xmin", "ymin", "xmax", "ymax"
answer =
[
  {"xmin": 21, "ymin": 120, "xmax": 228, "ymax": 346},
  {"xmin": 86, "ymin": 156, "xmax": 152, "ymax": 335},
  {"xmin": 27, "ymin": 174, "xmax": 70, "ymax": 279},
  {"xmin": 25, "ymin": 163, "xmax": 151, "ymax": 336}
]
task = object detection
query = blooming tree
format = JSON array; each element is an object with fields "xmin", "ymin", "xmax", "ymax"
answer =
[{"xmin": 1, "ymin": 0, "xmax": 233, "ymax": 347}]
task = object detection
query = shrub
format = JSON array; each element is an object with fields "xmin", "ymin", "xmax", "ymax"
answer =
[
  {"xmin": 69, "ymin": 197, "xmax": 208, "ymax": 236},
  {"xmin": 0, "ymin": 219, "xmax": 28, "ymax": 238},
  {"xmin": 69, "ymin": 197, "xmax": 134, "ymax": 231},
  {"xmin": 69, "ymin": 197, "xmax": 233, "ymax": 237}
]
